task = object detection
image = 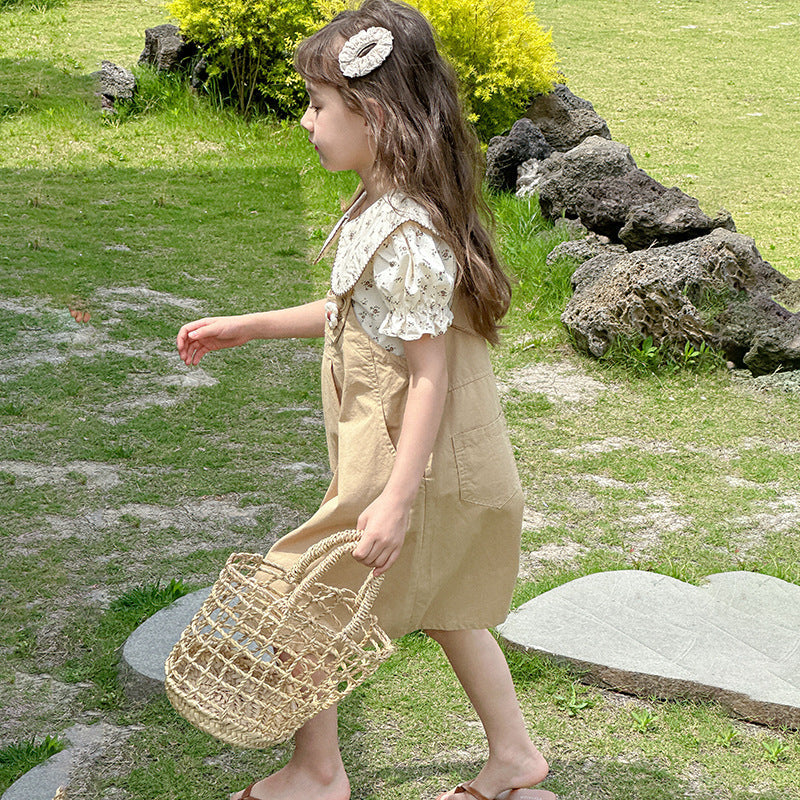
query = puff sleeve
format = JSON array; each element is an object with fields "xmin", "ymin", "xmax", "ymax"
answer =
[{"xmin": 371, "ymin": 222, "xmax": 456, "ymax": 341}]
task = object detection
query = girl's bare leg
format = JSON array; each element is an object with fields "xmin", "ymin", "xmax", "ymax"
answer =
[
  {"xmin": 230, "ymin": 705, "xmax": 350, "ymax": 800},
  {"xmin": 425, "ymin": 628, "xmax": 550, "ymax": 799}
]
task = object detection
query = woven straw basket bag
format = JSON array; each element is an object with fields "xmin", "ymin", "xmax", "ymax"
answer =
[{"xmin": 164, "ymin": 530, "xmax": 394, "ymax": 749}]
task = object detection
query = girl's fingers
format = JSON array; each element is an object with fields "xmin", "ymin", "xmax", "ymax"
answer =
[
  {"xmin": 373, "ymin": 558, "xmax": 392, "ymax": 577},
  {"xmin": 351, "ymin": 539, "xmax": 374, "ymax": 563},
  {"xmin": 352, "ymin": 536, "xmax": 379, "ymax": 565},
  {"xmin": 179, "ymin": 341, "xmax": 208, "ymax": 366},
  {"xmin": 353, "ymin": 535, "xmax": 398, "ymax": 574},
  {"xmin": 187, "ymin": 324, "xmax": 216, "ymax": 341},
  {"xmin": 177, "ymin": 319, "xmax": 222, "ymax": 365},
  {"xmin": 191, "ymin": 345, "xmax": 208, "ymax": 365},
  {"xmin": 372, "ymin": 549, "xmax": 398, "ymax": 577}
]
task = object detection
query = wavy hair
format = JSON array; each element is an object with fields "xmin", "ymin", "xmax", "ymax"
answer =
[{"xmin": 295, "ymin": 0, "xmax": 511, "ymax": 344}]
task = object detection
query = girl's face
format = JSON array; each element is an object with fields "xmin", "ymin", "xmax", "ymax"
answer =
[{"xmin": 301, "ymin": 82, "xmax": 376, "ymax": 182}]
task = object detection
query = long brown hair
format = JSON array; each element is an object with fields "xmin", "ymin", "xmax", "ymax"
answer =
[{"xmin": 295, "ymin": 0, "xmax": 511, "ymax": 344}]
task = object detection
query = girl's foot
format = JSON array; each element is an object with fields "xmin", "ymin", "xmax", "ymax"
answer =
[
  {"xmin": 230, "ymin": 759, "xmax": 350, "ymax": 800},
  {"xmin": 437, "ymin": 747, "xmax": 550, "ymax": 800}
]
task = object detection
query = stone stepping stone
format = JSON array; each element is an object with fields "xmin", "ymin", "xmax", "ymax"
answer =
[
  {"xmin": 3, "ymin": 592, "xmax": 211, "ymax": 799},
  {"xmin": 497, "ymin": 570, "xmax": 800, "ymax": 728},
  {"xmin": 1, "ymin": 723, "xmax": 135, "ymax": 800},
  {"xmin": 118, "ymin": 586, "xmax": 210, "ymax": 701}
]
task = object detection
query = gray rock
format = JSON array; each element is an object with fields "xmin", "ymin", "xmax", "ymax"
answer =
[
  {"xmin": 119, "ymin": 587, "xmax": 210, "ymax": 701},
  {"xmin": 485, "ymin": 118, "xmax": 553, "ymax": 193},
  {"xmin": 577, "ymin": 169, "xmax": 665, "ymax": 240},
  {"xmin": 747, "ymin": 369, "xmax": 800, "ymax": 393},
  {"xmin": 538, "ymin": 137, "xmax": 735, "ymax": 249},
  {"xmin": 561, "ymin": 227, "xmax": 792, "ymax": 367},
  {"xmin": 516, "ymin": 157, "xmax": 546, "ymax": 198},
  {"xmin": 545, "ymin": 238, "xmax": 625, "ymax": 268},
  {"xmin": 553, "ymin": 216, "xmax": 590, "ymax": 238},
  {"xmin": 138, "ymin": 24, "xmax": 197, "ymax": 72},
  {"xmin": 524, "ymin": 84, "xmax": 612, "ymax": 152},
  {"xmin": 618, "ymin": 187, "xmax": 736, "ymax": 250},
  {"xmin": 94, "ymin": 61, "xmax": 135, "ymax": 100},
  {"xmin": 715, "ymin": 292, "xmax": 799, "ymax": 374},
  {"xmin": 497, "ymin": 570, "xmax": 800, "ymax": 728},
  {"xmin": 537, "ymin": 136, "xmax": 637, "ymax": 220},
  {"xmin": 743, "ymin": 316, "xmax": 800, "ymax": 376}
]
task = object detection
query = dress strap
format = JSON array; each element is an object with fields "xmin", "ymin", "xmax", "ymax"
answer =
[{"xmin": 324, "ymin": 290, "xmax": 353, "ymax": 347}]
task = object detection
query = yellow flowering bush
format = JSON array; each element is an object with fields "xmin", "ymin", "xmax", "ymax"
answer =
[
  {"xmin": 168, "ymin": 0, "xmax": 319, "ymax": 116},
  {"xmin": 320, "ymin": 0, "xmax": 559, "ymax": 138},
  {"xmin": 169, "ymin": 0, "xmax": 559, "ymax": 135},
  {"xmin": 413, "ymin": 0, "xmax": 559, "ymax": 139}
]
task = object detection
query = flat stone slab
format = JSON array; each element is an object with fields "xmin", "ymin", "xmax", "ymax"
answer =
[
  {"xmin": 119, "ymin": 586, "xmax": 210, "ymax": 701},
  {"xmin": 1, "ymin": 723, "xmax": 135, "ymax": 800},
  {"xmin": 497, "ymin": 570, "xmax": 800, "ymax": 728}
]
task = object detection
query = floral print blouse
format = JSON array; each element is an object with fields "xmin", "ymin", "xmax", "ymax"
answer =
[{"xmin": 329, "ymin": 192, "xmax": 457, "ymax": 356}]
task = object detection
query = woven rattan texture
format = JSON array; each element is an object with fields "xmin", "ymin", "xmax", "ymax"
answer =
[{"xmin": 165, "ymin": 531, "xmax": 394, "ymax": 748}]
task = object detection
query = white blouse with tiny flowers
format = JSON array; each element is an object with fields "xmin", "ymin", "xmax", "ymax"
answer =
[{"xmin": 329, "ymin": 192, "xmax": 457, "ymax": 356}]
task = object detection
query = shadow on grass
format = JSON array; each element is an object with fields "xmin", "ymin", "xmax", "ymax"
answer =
[
  {"xmin": 0, "ymin": 57, "xmax": 98, "ymax": 119},
  {"xmin": 0, "ymin": 164, "xmax": 313, "ymax": 312}
]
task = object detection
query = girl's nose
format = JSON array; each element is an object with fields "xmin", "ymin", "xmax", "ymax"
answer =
[{"xmin": 300, "ymin": 107, "xmax": 313, "ymax": 131}]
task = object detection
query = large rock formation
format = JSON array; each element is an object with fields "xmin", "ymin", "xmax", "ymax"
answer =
[
  {"xmin": 485, "ymin": 118, "xmax": 553, "ymax": 193},
  {"xmin": 559, "ymin": 228, "xmax": 800, "ymax": 376},
  {"xmin": 496, "ymin": 86, "xmax": 798, "ymax": 378},
  {"xmin": 486, "ymin": 85, "xmax": 609, "ymax": 195},
  {"xmin": 537, "ymin": 136, "xmax": 735, "ymax": 250},
  {"xmin": 524, "ymin": 84, "xmax": 611, "ymax": 152},
  {"xmin": 139, "ymin": 24, "xmax": 197, "ymax": 72}
]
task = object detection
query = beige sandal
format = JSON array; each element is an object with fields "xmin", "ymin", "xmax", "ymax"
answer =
[
  {"xmin": 438, "ymin": 781, "xmax": 558, "ymax": 800},
  {"xmin": 231, "ymin": 783, "xmax": 259, "ymax": 800}
]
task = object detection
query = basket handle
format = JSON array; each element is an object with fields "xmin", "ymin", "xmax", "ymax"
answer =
[
  {"xmin": 342, "ymin": 570, "xmax": 385, "ymax": 640},
  {"xmin": 293, "ymin": 540, "xmax": 364, "ymax": 597},
  {"xmin": 285, "ymin": 529, "xmax": 363, "ymax": 584},
  {"xmin": 290, "ymin": 534, "xmax": 387, "ymax": 639}
]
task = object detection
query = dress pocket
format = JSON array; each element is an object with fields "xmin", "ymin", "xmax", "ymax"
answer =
[{"xmin": 452, "ymin": 414, "xmax": 522, "ymax": 508}]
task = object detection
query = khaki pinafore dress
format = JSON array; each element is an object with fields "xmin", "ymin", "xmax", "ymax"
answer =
[{"xmin": 268, "ymin": 196, "xmax": 523, "ymax": 639}]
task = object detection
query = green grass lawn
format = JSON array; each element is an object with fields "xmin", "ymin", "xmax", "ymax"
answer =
[
  {"xmin": 535, "ymin": 0, "xmax": 800, "ymax": 281},
  {"xmin": 1, "ymin": 1, "xmax": 799, "ymax": 798}
]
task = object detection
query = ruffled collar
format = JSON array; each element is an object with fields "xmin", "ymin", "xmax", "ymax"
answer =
[{"xmin": 326, "ymin": 191, "xmax": 437, "ymax": 296}]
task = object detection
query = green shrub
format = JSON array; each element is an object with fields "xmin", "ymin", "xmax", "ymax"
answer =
[
  {"xmin": 169, "ymin": 0, "xmax": 558, "ymax": 136},
  {"xmin": 414, "ymin": 0, "xmax": 559, "ymax": 139},
  {"xmin": 323, "ymin": 0, "xmax": 560, "ymax": 139},
  {"xmin": 168, "ymin": 0, "xmax": 318, "ymax": 117}
]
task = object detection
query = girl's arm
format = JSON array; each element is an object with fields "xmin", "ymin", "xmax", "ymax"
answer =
[
  {"xmin": 352, "ymin": 333, "xmax": 448, "ymax": 576},
  {"xmin": 177, "ymin": 298, "xmax": 327, "ymax": 366}
]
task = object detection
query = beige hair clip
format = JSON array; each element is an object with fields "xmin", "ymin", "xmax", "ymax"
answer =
[{"xmin": 338, "ymin": 26, "xmax": 394, "ymax": 78}]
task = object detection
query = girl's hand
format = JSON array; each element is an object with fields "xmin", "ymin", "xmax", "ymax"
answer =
[
  {"xmin": 352, "ymin": 493, "xmax": 410, "ymax": 577},
  {"xmin": 176, "ymin": 316, "xmax": 253, "ymax": 365}
]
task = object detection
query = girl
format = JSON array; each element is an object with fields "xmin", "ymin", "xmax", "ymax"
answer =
[{"xmin": 177, "ymin": 2, "xmax": 556, "ymax": 799}]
